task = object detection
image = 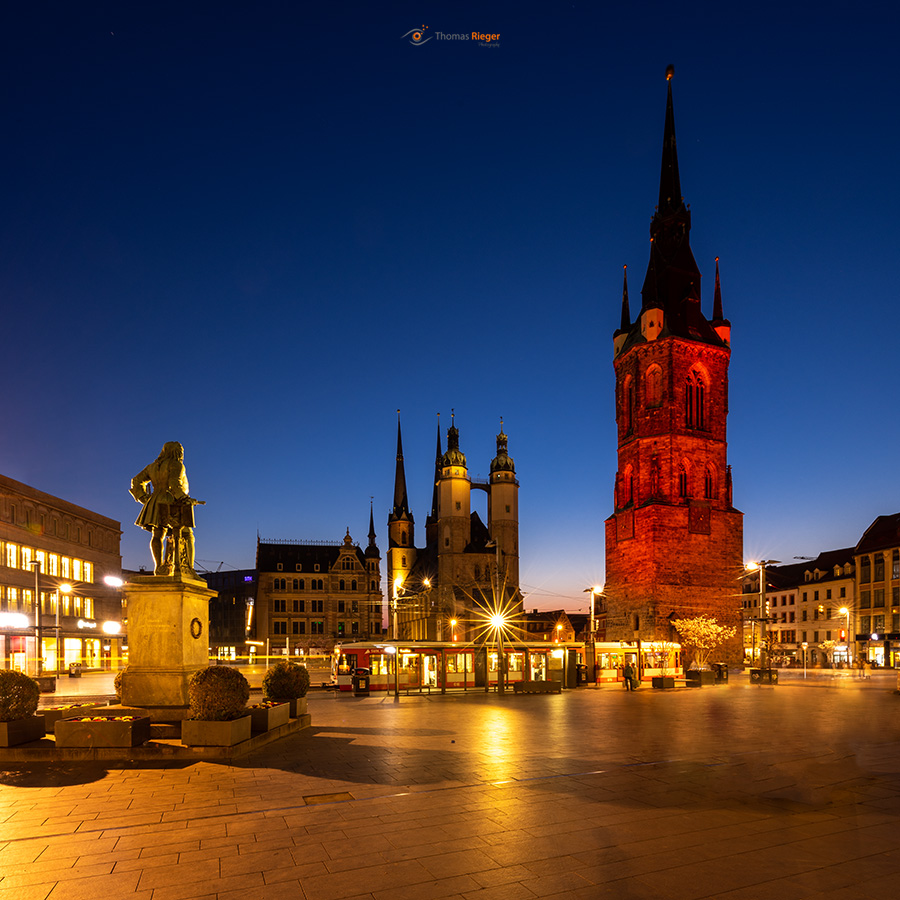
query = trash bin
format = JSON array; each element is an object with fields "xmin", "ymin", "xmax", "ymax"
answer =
[
  {"xmin": 576, "ymin": 664, "xmax": 588, "ymax": 685},
  {"xmin": 352, "ymin": 667, "xmax": 370, "ymax": 696},
  {"xmin": 711, "ymin": 662, "xmax": 729, "ymax": 684},
  {"xmin": 68, "ymin": 663, "xmax": 82, "ymax": 678},
  {"xmin": 750, "ymin": 668, "xmax": 777, "ymax": 685}
]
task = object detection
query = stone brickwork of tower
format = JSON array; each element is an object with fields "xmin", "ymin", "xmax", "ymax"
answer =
[{"xmin": 603, "ymin": 67, "xmax": 744, "ymax": 646}]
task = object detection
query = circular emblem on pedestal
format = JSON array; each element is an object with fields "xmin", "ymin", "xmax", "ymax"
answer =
[{"xmin": 189, "ymin": 617, "xmax": 203, "ymax": 639}]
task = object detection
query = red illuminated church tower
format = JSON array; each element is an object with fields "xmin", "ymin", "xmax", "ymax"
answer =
[{"xmin": 603, "ymin": 67, "xmax": 743, "ymax": 642}]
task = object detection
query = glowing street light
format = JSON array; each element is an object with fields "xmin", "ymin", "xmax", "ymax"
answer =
[
  {"xmin": 486, "ymin": 610, "xmax": 509, "ymax": 693},
  {"xmin": 746, "ymin": 559, "xmax": 780, "ymax": 674}
]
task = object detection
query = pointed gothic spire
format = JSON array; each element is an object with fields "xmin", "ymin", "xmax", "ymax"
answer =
[
  {"xmin": 368, "ymin": 499, "xmax": 377, "ymax": 546},
  {"xmin": 712, "ymin": 257, "xmax": 724, "ymax": 320},
  {"xmin": 390, "ymin": 411, "xmax": 411, "ymax": 521},
  {"xmin": 428, "ymin": 413, "xmax": 442, "ymax": 522},
  {"xmin": 658, "ymin": 64, "xmax": 682, "ymax": 214},
  {"xmin": 619, "ymin": 265, "xmax": 631, "ymax": 331}
]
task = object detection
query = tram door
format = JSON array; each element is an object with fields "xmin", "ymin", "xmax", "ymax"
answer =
[
  {"xmin": 530, "ymin": 653, "xmax": 547, "ymax": 680},
  {"xmin": 422, "ymin": 653, "xmax": 438, "ymax": 688},
  {"xmin": 474, "ymin": 647, "xmax": 487, "ymax": 686}
]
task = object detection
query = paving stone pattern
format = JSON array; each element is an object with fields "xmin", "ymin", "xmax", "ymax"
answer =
[{"xmin": 4, "ymin": 677, "xmax": 900, "ymax": 900}]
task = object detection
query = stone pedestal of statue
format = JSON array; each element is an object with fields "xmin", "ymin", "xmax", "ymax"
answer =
[{"xmin": 120, "ymin": 574, "xmax": 216, "ymax": 720}]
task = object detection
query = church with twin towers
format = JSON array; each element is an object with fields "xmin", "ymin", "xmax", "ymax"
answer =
[{"xmin": 387, "ymin": 414, "xmax": 522, "ymax": 642}]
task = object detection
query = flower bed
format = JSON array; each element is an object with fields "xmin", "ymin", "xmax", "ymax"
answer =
[
  {"xmin": 54, "ymin": 715, "xmax": 152, "ymax": 748},
  {"xmin": 42, "ymin": 703, "xmax": 102, "ymax": 730}
]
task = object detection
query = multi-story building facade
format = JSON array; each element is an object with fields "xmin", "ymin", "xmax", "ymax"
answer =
[
  {"xmin": 386, "ymin": 415, "xmax": 522, "ymax": 642},
  {"xmin": 603, "ymin": 68, "xmax": 743, "ymax": 646},
  {"xmin": 200, "ymin": 568, "xmax": 257, "ymax": 660},
  {"xmin": 0, "ymin": 473, "xmax": 124, "ymax": 673},
  {"xmin": 255, "ymin": 519, "xmax": 382, "ymax": 655},
  {"xmin": 855, "ymin": 513, "xmax": 900, "ymax": 666},
  {"xmin": 741, "ymin": 550, "xmax": 856, "ymax": 666}
]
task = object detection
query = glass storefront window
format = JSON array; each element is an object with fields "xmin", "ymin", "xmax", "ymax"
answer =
[
  {"xmin": 83, "ymin": 639, "xmax": 100, "ymax": 667},
  {"xmin": 64, "ymin": 638, "xmax": 82, "ymax": 667}
]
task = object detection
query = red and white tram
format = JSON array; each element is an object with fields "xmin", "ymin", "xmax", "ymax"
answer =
[{"xmin": 333, "ymin": 640, "xmax": 681, "ymax": 692}]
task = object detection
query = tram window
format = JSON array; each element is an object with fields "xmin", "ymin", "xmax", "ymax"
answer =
[
  {"xmin": 370, "ymin": 655, "xmax": 390, "ymax": 675},
  {"xmin": 445, "ymin": 652, "xmax": 469, "ymax": 674}
]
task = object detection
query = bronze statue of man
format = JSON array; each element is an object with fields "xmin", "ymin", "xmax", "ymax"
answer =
[{"xmin": 130, "ymin": 442, "xmax": 204, "ymax": 576}]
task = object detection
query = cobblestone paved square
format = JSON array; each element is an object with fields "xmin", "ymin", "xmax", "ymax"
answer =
[{"xmin": 3, "ymin": 676, "xmax": 900, "ymax": 899}]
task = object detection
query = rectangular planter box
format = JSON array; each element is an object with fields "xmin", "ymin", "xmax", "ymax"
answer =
[
  {"xmin": 287, "ymin": 697, "xmax": 307, "ymax": 718},
  {"xmin": 55, "ymin": 715, "xmax": 152, "ymax": 748},
  {"xmin": 652, "ymin": 676, "xmax": 675, "ymax": 690},
  {"xmin": 249, "ymin": 703, "xmax": 290, "ymax": 732},
  {"xmin": 42, "ymin": 703, "xmax": 101, "ymax": 730},
  {"xmin": 685, "ymin": 670, "xmax": 716, "ymax": 687},
  {"xmin": 181, "ymin": 714, "xmax": 251, "ymax": 747},
  {"xmin": 0, "ymin": 715, "xmax": 47, "ymax": 747}
]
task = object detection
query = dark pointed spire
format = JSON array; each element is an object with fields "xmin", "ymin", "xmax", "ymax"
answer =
[
  {"xmin": 712, "ymin": 257, "xmax": 724, "ymax": 320},
  {"xmin": 390, "ymin": 410, "xmax": 411, "ymax": 521},
  {"xmin": 658, "ymin": 65, "xmax": 682, "ymax": 214},
  {"xmin": 619, "ymin": 265, "xmax": 631, "ymax": 331},
  {"xmin": 428, "ymin": 413, "xmax": 442, "ymax": 522},
  {"xmin": 366, "ymin": 498, "xmax": 380, "ymax": 557}
]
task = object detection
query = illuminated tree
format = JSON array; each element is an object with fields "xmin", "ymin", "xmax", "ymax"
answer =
[{"xmin": 672, "ymin": 616, "xmax": 736, "ymax": 669}]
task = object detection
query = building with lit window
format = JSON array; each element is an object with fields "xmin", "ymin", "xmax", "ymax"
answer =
[
  {"xmin": 855, "ymin": 513, "xmax": 900, "ymax": 667},
  {"xmin": 200, "ymin": 568, "xmax": 257, "ymax": 660},
  {"xmin": 0, "ymin": 473, "xmax": 124, "ymax": 674},
  {"xmin": 254, "ymin": 519, "xmax": 382, "ymax": 656},
  {"xmin": 740, "ymin": 550, "xmax": 856, "ymax": 667}
]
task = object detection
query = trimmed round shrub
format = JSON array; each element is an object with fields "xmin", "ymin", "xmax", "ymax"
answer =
[
  {"xmin": 0, "ymin": 670, "xmax": 40, "ymax": 722},
  {"xmin": 188, "ymin": 666, "xmax": 250, "ymax": 721},
  {"xmin": 262, "ymin": 660, "xmax": 310, "ymax": 701}
]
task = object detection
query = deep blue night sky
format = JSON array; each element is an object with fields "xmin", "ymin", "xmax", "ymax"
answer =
[{"xmin": 2, "ymin": 1, "xmax": 898, "ymax": 611}]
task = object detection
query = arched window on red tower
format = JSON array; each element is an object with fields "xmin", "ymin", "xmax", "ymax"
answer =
[
  {"xmin": 624, "ymin": 465, "xmax": 634, "ymax": 506},
  {"xmin": 623, "ymin": 375, "xmax": 635, "ymax": 434},
  {"xmin": 678, "ymin": 464, "xmax": 688, "ymax": 499},
  {"xmin": 704, "ymin": 466, "xmax": 714, "ymax": 500},
  {"xmin": 685, "ymin": 370, "xmax": 706, "ymax": 429},
  {"xmin": 645, "ymin": 364, "xmax": 662, "ymax": 407}
]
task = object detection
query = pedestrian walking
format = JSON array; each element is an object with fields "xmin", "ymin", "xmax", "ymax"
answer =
[
  {"xmin": 864, "ymin": 660, "xmax": 872, "ymax": 680},
  {"xmin": 623, "ymin": 662, "xmax": 635, "ymax": 691}
]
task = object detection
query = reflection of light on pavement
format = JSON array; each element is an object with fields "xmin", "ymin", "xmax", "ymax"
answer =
[{"xmin": 481, "ymin": 707, "xmax": 516, "ymax": 780}]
